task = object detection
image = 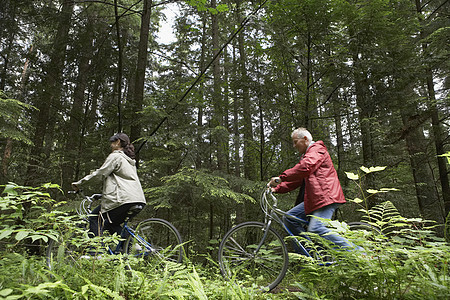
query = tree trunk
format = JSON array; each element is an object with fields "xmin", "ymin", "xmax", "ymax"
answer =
[
  {"xmin": 61, "ymin": 28, "xmax": 94, "ymax": 191},
  {"xmin": 415, "ymin": 0, "xmax": 450, "ymax": 218},
  {"xmin": 237, "ymin": 1, "xmax": 256, "ymax": 180},
  {"xmin": 211, "ymin": 0, "xmax": 226, "ymax": 171},
  {"xmin": 401, "ymin": 110, "xmax": 445, "ymax": 234},
  {"xmin": 333, "ymin": 94, "xmax": 345, "ymax": 182},
  {"xmin": 114, "ymin": 0, "xmax": 123, "ymax": 133},
  {"xmin": 223, "ymin": 45, "xmax": 231, "ymax": 173},
  {"xmin": 25, "ymin": 0, "xmax": 74, "ymax": 185},
  {"xmin": 428, "ymin": 78, "xmax": 450, "ymax": 217},
  {"xmin": 1, "ymin": 138, "xmax": 12, "ymax": 183},
  {"xmin": 352, "ymin": 52, "xmax": 377, "ymax": 207},
  {"xmin": 130, "ymin": 0, "xmax": 153, "ymax": 159},
  {"xmin": 196, "ymin": 14, "xmax": 207, "ymax": 169}
]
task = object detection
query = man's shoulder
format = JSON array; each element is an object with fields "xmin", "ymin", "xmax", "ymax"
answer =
[{"xmin": 309, "ymin": 140, "xmax": 326, "ymax": 151}]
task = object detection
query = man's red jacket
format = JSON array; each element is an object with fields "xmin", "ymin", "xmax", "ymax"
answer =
[{"xmin": 274, "ymin": 140, "xmax": 346, "ymax": 215}]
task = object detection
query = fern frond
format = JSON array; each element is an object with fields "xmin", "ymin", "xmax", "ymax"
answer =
[{"xmin": 362, "ymin": 201, "xmax": 404, "ymax": 234}]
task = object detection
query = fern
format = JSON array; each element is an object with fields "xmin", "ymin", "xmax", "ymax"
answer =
[{"xmin": 361, "ymin": 201, "xmax": 406, "ymax": 235}]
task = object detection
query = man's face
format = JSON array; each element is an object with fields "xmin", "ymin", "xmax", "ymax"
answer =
[{"xmin": 292, "ymin": 136, "xmax": 309, "ymax": 154}]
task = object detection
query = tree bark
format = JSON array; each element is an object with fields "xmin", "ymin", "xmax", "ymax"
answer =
[
  {"xmin": 401, "ymin": 109, "xmax": 445, "ymax": 234},
  {"xmin": 130, "ymin": 0, "xmax": 153, "ymax": 159},
  {"xmin": 61, "ymin": 27, "xmax": 94, "ymax": 191},
  {"xmin": 352, "ymin": 52, "xmax": 377, "ymax": 207},
  {"xmin": 415, "ymin": 0, "xmax": 450, "ymax": 218},
  {"xmin": 196, "ymin": 14, "xmax": 207, "ymax": 169},
  {"xmin": 25, "ymin": 0, "xmax": 74, "ymax": 185},
  {"xmin": 237, "ymin": 0, "xmax": 256, "ymax": 180},
  {"xmin": 114, "ymin": 0, "xmax": 123, "ymax": 133},
  {"xmin": 211, "ymin": 0, "xmax": 226, "ymax": 171}
]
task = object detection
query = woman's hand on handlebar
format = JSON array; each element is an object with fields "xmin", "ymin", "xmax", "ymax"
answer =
[{"xmin": 71, "ymin": 182, "xmax": 80, "ymax": 192}]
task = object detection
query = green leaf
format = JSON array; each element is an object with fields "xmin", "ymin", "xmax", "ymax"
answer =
[
  {"xmin": 0, "ymin": 289, "xmax": 13, "ymax": 297},
  {"xmin": 30, "ymin": 235, "xmax": 48, "ymax": 243},
  {"xmin": 345, "ymin": 172, "xmax": 359, "ymax": 180},
  {"xmin": 367, "ymin": 189, "xmax": 380, "ymax": 194},
  {"xmin": 360, "ymin": 166, "xmax": 387, "ymax": 173},
  {"xmin": 438, "ymin": 152, "xmax": 450, "ymax": 165},
  {"xmin": 0, "ymin": 229, "xmax": 14, "ymax": 240},
  {"xmin": 350, "ymin": 198, "xmax": 364, "ymax": 203},
  {"xmin": 216, "ymin": 4, "xmax": 228, "ymax": 12},
  {"xmin": 15, "ymin": 230, "xmax": 29, "ymax": 241},
  {"xmin": 380, "ymin": 188, "xmax": 399, "ymax": 192},
  {"xmin": 82, "ymin": 285, "xmax": 89, "ymax": 295},
  {"xmin": 2, "ymin": 183, "xmax": 18, "ymax": 196}
]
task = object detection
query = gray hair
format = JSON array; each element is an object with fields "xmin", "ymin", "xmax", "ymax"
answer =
[{"xmin": 291, "ymin": 127, "xmax": 313, "ymax": 141}]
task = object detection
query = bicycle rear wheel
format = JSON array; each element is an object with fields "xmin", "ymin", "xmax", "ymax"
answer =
[
  {"xmin": 124, "ymin": 218, "xmax": 183, "ymax": 266},
  {"xmin": 218, "ymin": 221, "xmax": 289, "ymax": 292}
]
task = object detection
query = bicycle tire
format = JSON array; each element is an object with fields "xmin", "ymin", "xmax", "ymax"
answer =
[
  {"xmin": 218, "ymin": 221, "xmax": 289, "ymax": 292},
  {"xmin": 347, "ymin": 221, "xmax": 383, "ymax": 249},
  {"xmin": 46, "ymin": 232, "xmax": 86, "ymax": 270},
  {"xmin": 123, "ymin": 218, "xmax": 183, "ymax": 266}
]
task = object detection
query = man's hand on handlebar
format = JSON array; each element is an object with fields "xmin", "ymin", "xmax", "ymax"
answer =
[{"xmin": 267, "ymin": 177, "xmax": 281, "ymax": 192}]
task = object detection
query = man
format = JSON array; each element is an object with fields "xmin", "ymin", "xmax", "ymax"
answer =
[{"xmin": 269, "ymin": 127, "xmax": 353, "ymax": 248}]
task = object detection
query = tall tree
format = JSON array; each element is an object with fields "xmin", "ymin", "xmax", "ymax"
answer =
[
  {"xmin": 210, "ymin": 0, "xmax": 227, "ymax": 172},
  {"xmin": 130, "ymin": 0, "xmax": 153, "ymax": 154},
  {"xmin": 236, "ymin": 0, "xmax": 257, "ymax": 180},
  {"xmin": 415, "ymin": 0, "xmax": 450, "ymax": 217},
  {"xmin": 61, "ymin": 15, "xmax": 95, "ymax": 191},
  {"xmin": 25, "ymin": 0, "xmax": 75, "ymax": 185}
]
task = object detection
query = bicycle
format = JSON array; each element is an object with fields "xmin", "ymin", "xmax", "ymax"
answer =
[
  {"xmin": 218, "ymin": 186, "xmax": 379, "ymax": 291},
  {"xmin": 46, "ymin": 191, "xmax": 183, "ymax": 270}
]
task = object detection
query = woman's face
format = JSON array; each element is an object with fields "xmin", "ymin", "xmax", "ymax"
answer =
[{"xmin": 110, "ymin": 139, "xmax": 122, "ymax": 151}]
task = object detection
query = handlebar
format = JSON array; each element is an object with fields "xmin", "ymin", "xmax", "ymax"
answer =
[
  {"xmin": 71, "ymin": 190, "xmax": 102, "ymax": 216},
  {"xmin": 261, "ymin": 186, "xmax": 278, "ymax": 216}
]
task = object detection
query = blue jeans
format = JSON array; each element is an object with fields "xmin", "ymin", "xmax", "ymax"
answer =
[{"xmin": 284, "ymin": 202, "xmax": 354, "ymax": 249}]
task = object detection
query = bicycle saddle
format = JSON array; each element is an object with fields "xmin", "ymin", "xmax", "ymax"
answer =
[{"xmin": 125, "ymin": 204, "xmax": 144, "ymax": 221}]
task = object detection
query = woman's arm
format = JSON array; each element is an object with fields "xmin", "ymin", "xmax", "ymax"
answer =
[{"xmin": 72, "ymin": 153, "xmax": 119, "ymax": 188}]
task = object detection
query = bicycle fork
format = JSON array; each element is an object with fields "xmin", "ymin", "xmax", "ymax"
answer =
[{"xmin": 125, "ymin": 227, "xmax": 156, "ymax": 257}]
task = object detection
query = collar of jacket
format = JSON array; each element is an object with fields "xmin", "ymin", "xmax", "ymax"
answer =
[{"xmin": 300, "ymin": 141, "xmax": 315, "ymax": 159}]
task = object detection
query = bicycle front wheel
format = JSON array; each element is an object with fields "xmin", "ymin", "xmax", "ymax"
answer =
[
  {"xmin": 218, "ymin": 221, "xmax": 289, "ymax": 292},
  {"xmin": 124, "ymin": 218, "xmax": 183, "ymax": 266},
  {"xmin": 46, "ymin": 231, "xmax": 88, "ymax": 270}
]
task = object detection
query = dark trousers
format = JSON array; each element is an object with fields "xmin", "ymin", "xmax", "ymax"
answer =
[{"xmin": 89, "ymin": 203, "xmax": 143, "ymax": 237}]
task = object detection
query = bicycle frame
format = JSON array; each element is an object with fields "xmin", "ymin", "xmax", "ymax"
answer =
[
  {"xmin": 261, "ymin": 188, "xmax": 318, "ymax": 257},
  {"xmin": 122, "ymin": 224, "xmax": 157, "ymax": 257},
  {"xmin": 75, "ymin": 192, "xmax": 154, "ymax": 257}
]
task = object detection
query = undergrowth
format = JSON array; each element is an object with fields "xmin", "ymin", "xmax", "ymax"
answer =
[{"xmin": 1, "ymin": 171, "xmax": 449, "ymax": 299}]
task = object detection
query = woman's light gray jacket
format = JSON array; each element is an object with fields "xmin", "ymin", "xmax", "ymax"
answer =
[{"xmin": 73, "ymin": 150, "xmax": 146, "ymax": 213}]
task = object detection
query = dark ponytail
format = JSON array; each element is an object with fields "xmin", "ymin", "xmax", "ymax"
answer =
[{"xmin": 109, "ymin": 133, "xmax": 136, "ymax": 159}]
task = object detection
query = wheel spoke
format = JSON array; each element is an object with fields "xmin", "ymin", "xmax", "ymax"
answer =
[
  {"xmin": 124, "ymin": 218, "xmax": 183, "ymax": 268},
  {"xmin": 218, "ymin": 222, "xmax": 289, "ymax": 291}
]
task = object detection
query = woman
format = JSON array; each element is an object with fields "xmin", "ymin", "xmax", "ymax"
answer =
[{"xmin": 72, "ymin": 133, "xmax": 146, "ymax": 237}]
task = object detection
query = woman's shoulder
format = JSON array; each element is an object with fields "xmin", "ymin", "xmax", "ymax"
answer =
[
  {"xmin": 109, "ymin": 150, "xmax": 135, "ymax": 164},
  {"xmin": 105, "ymin": 150, "xmax": 126, "ymax": 162}
]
